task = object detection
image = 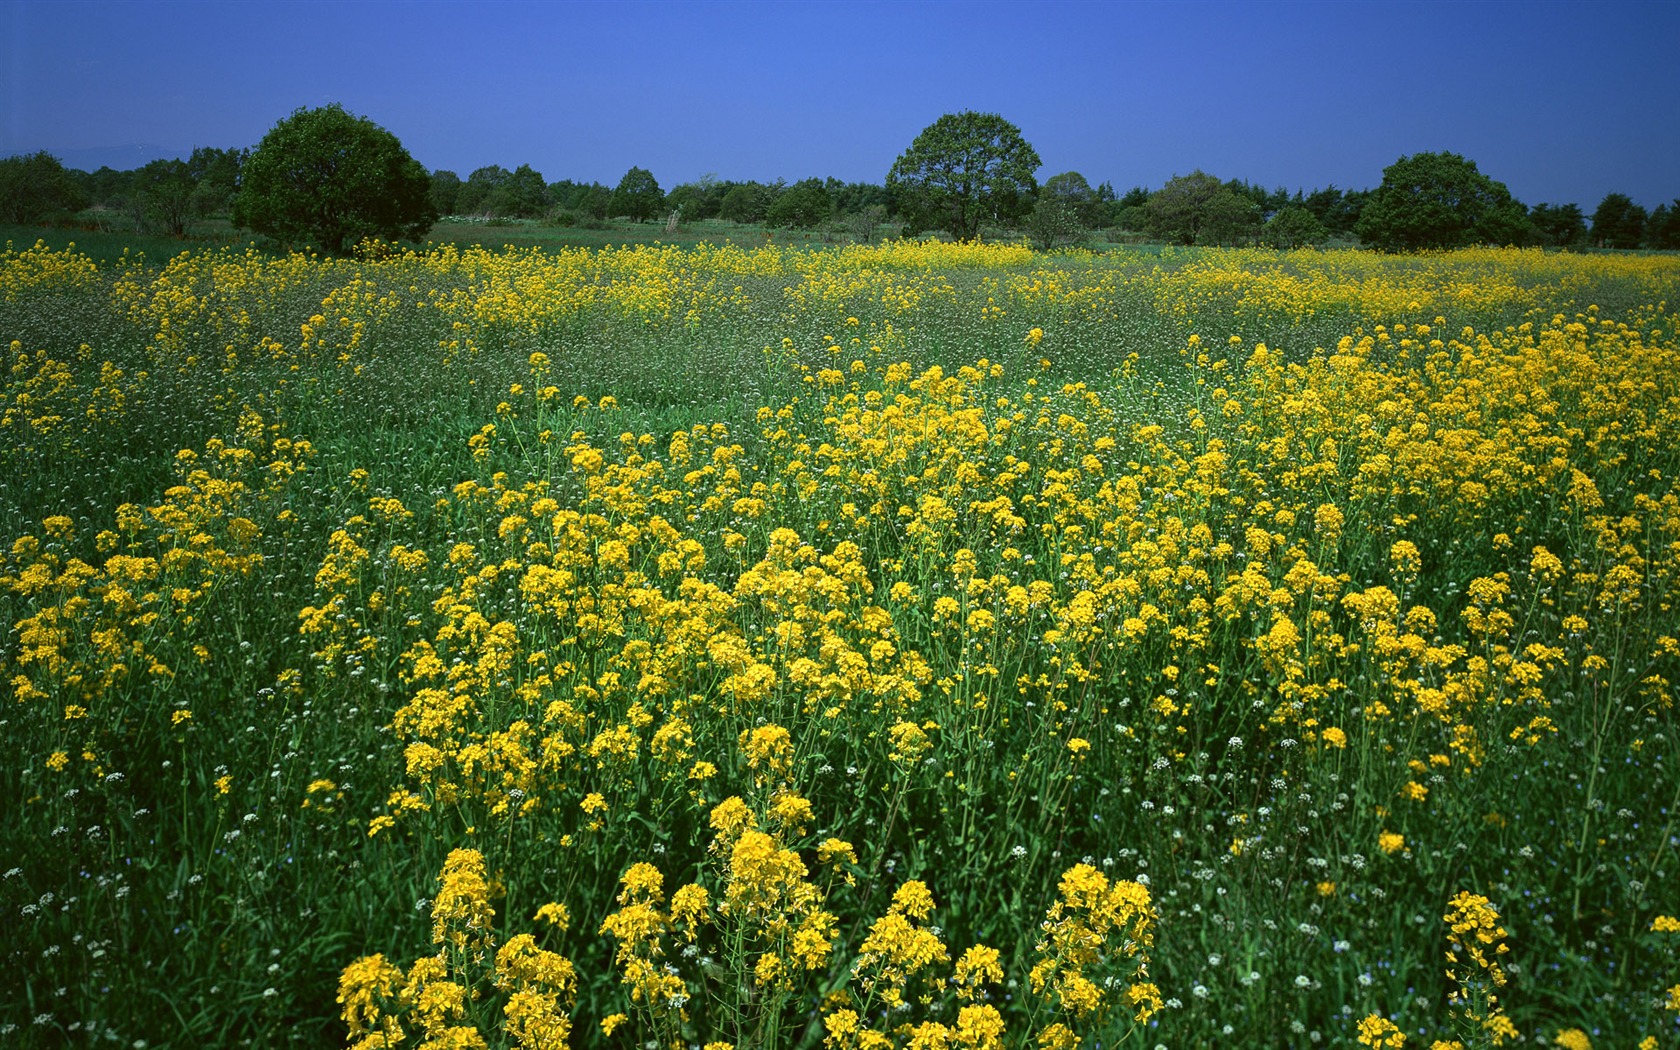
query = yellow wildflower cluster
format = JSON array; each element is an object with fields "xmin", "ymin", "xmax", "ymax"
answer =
[
  {"xmin": 5, "ymin": 237, "xmax": 1678, "ymax": 1046},
  {"xmin": 1442, "ymin": 891, "xmax": 1518, "ymax": 1046},
  {"xmin": 1029, "ymin": 863, "xmax": 1160, "ymax": 1043},
  {"xmin": 338, "ymin": 848, "xmax": 577, "ymax": 1050}
]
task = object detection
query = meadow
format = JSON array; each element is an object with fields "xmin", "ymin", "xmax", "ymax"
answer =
[{"xmin": 2, "ymin": 236, "xmax": 1677, "ymax": 1050}]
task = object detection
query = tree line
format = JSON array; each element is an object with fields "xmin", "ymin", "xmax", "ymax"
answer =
[{"xmin": 3, "ymin": 104, "xmax": 1677, "ymax": 253}]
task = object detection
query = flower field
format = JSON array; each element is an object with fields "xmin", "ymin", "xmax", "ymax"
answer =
[{"xmin": 3, "ymin": 238, "xmax": 1678, "ymax": 1049}]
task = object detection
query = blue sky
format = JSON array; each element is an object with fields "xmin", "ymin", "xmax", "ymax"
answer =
[{"xmin": 3, "ymin": 0, "xmax": 1676, "ymax": 209}]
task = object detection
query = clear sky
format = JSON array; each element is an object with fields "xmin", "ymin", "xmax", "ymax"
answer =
[{"xmin": 3, "ymin": 0, "xmax": 1676, "ymax": 209}]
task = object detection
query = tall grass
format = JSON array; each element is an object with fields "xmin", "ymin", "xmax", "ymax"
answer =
[{"xmin": 2, "ymin": 240, "xmax": 1677, "ymax": 1049}]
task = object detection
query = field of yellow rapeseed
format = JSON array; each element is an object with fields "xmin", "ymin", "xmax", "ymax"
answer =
[{"xmin": 2, "ymin": 237, "xmax": 1678, "ymax": 1049}]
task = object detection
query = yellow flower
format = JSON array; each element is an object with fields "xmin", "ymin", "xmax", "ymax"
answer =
[
  {"xmin": 1125, "ymin": 981, "xmax": 1163, "ymax": 1022},
  {"xmin": 740, "ymin": 723, "xmax": 793, "ymax": 775},
  {"xmin": 1357, "ymin": 1014, "xmax": 1406, "ymax": 1048},
  {"xmin": 890, "ymin": 880, "xmax": 937, "ymax": 920},
  {"xmin": 952, "ymin": 944, "xmax": 1003, "ymax": 999},
  {"xmin": 532, "ymin": 902, "xmax": 570, "ymax": 930},
  {"xmin": 709, "ymin": 796, "xmax": 757, "ymax": 844},
  {"xmin": 1035, "ymin": 1023, "xmax": 1078, "ymax": 1050},
  {"xmin": 1484, "ymin": 1012, "xmax": 1520, "ymax": 1044},
  {"xmin": 670, "ymin": 883, "xmax": 710, "ymax": 939},
  {"xmin": 817, "ymin": 838, "xmax": 858, "ymax": 868},
  {"xmin": 1379, "ymin": 831, "xmax": 1405, "ymax": 854}
]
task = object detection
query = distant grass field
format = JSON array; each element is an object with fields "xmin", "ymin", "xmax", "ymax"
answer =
[
  {"xmin": 2, "ymin": 237, "xmax": 1678, "ymax": 1050},
  {"xmin": 3, "ymin": 215, "xmax": 881, "ymax": 262}
]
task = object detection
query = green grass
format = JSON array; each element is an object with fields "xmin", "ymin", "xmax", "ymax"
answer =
[{"xmin": 2, "ymin": 236, "xmax": 1677, "ymax": 1050}]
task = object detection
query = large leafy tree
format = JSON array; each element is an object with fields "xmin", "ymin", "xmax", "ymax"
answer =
[
  {"xmin": 1135, "ymin": 172, "xmax": 1243, "ymax": 245},
  {"xmin": 1529, "ymin": 202, "xmax": 1587, "ymax": 249},
  {"xmin": 456, "ymin": 165, "xmax": 511, "ymax": 215},
  {"xmin": 887, "ymin": 111, "xmax": 1040, "ymax": 240},
  {"xmin": 1041, "ymin": 171, "xmax": 1107, "ymax": 229},
  {"xmin": 491, "ymin": 164, "xmax": 550, "ymax": 217},
  {"xmin": 429, "ymin": 170, "xmax": 463, "ymax": 216},
  {"xmin": 718, "ymin": 182, "xmax": 775, "ymax": 224},
  {"xmin": 0, "ymin": 150, "xmax": 88, "ymax": 224},
  {"xmin": 609, "ymin": 167, "xmax": 664, "ymax": 222},
  {"xmin": 1261, "ymin": 206, "xmax": 1329, "ymax": 249},
  {"xmin": 232, "ymin": 104, "xmax": 435, "ymax": 254},
  {"xmin": 1647, "ymin": 201, "xmax": 1680, "ymax": 250},
  {"xmin": 765, "ymin": 178, "xmax": 833, "ymax": 229},
  {"xmin": 132, "ymin": 158, "xmax": 198, "ymax": 236},
  {"xmin": 1590, "ymin": 192, "xmax": 1647, "ymax": 249},
  {"xmin": 666, "ymin": 174, "xmax": 723, "ymax": 220},
  {"xmin": 184, "ymin": 146, "xmax": 245, "ymax": 215},
  {"xmin": 1355, "ymin": 152, "xmax": 1527, "ymax": 251}
]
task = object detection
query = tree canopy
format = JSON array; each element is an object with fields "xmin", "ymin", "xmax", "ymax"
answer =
[
  {"xmin": 0, "ymin": 151, "xmax": 88, "ymax": 224},
  {"xmin": 1590, "ymin": 193, "xmax": 1647, "ymax": 249},
  {"xmin": 132, "ymin": 158, "xmax": 198, "ymax": 236},
  {"xmin": 1529, "ymin": 203, "xmax": 1587, "ymax": 249},
  {"xmin": 765, "ymin": 178, "xmax": 832, "ymax": 229},
  {"xmin": 1354, "ymin": 152, "xmax": 1527, "ymax": 252},
  {"xmin": 1141, "ymin": 171, "xmax": 1251, "ymax": 245},
  {"xmin": 609, "ymin": 167, "xmax": 664, "ymax": 222},
  {"xmin": 1041, "ymin": 171, "xmax": 1105, "ymax": 229},
  {"xmin": 232, "ymin": 104, "xmax": 435, "ymax": 254},
  {"xmin": 1648, "ymin": 201, "xmax": 1680, "ymax": 250},
  {"xmin": 887, "ymin": 112, "xmax": 1040, "ymax": 241},
  {"xmin": 1262, "ymin": 206, "xmax": 1328, "ymax": 249}
]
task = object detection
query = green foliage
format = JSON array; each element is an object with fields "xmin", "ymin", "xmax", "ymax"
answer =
[
  {"xmin": 719, "ymin": 182, "xmax": 775, "ymax": 224},
  {"xmin": 488, "ymin": 164, "xmax": 550, "ymax": 218},
  {"xmin": 1591, "ymin": 192, "xmax": 1647, "ymax": 249},
  {"xmin": 1530, "ymin": 202, "xmax": 1588, "ymax": 249},
  {"xmin": 1261, "ymin": 206, "xmax": 1329, "ymax": 249},
  {"xmin": 1025, "ymin": 196, "xmax": 1081, "ymax": 251},
  {"xmin": 456, "ymin": 165, "xmax": 510, "ymax": 216},
  {"xmin": 428, "ymin": 169, "xmax": 462, "ymax": 216},
  {"xmin": 887, "ymin": 111, "xmax": 1041, "ymax": 241},
  {"xmin": 844, "ymin": 203, "xmax": 888, "ymax": 244},
  {"xmin": 666, "ymin": 174, "xmax": 723, "ymax": 221},
  {"xmin": 1041, "ymin": 171, "xmax": 1104, "ymax": 229},
  {"xmin": 1354, "ymin": 151, "xmax": 1528, "ymax": 252},
  {"xmin": 1647, "ymin": 202, "xmax": 1680, "ymax": 250},
  {"xmin": 231, "ymin": 104, "xmax": 435, "ymax": 254},
  {"xmin": 131, "ymin": 159, "xmax": 198, "ymax": 237},
  {"xmin": 1199, "ymin": 188, "xmax": 1262, "ymax": 245},
  {"xmin": 764, "ymin": 178, "xmax": 832, "ymax": 229},
  {"xmin": 609, "ymin": 166, "xmax": 664, "ymax": 222},
  {"xmin": 184, "ymin": 147, "xmax": 245, "ymax": 216},
  {"xmin": 1142, "ymin": 171, "xmax": 1257, "ymax": 245},
  {"xmin": 549, "ymin": 179, "xmax": 611, "ymax": 221},
  {"xmin": 4, "ymin": 241, "xmax": 1678, "ymax": 1048},
  {"xmin": 0, "ymin": 151, "xmax": 88, "ymax": 224}
]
